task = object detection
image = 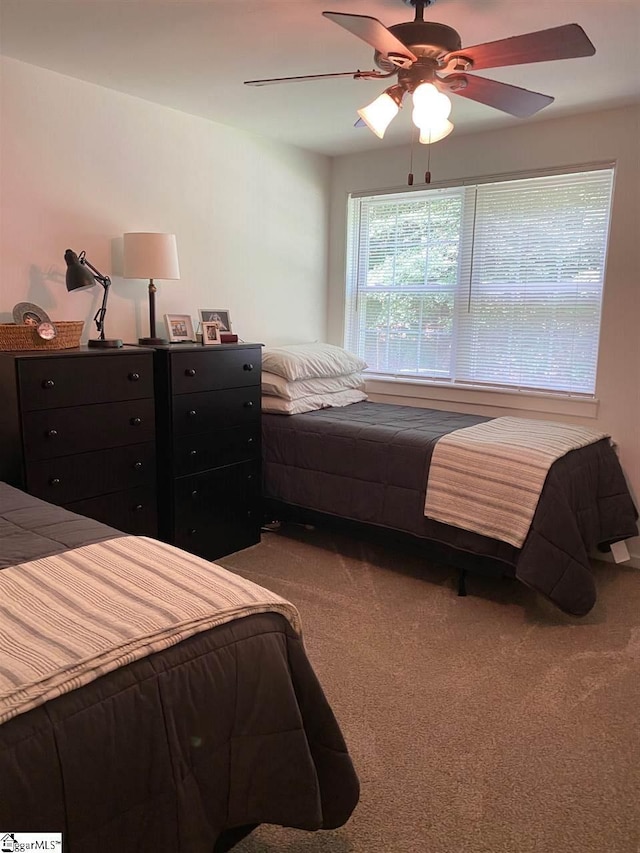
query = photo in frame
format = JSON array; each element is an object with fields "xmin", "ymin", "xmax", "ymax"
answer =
[
  {"xmin": 164, "ymin": 313, "xmax": 195, "ymax": 343},
  {"xmin": 198, "ymin": 309, "xmax": 232, "ymax": 333},
  {"xmin": 201, "ymin": 321, "xmax": 222, "ymax": 346}
]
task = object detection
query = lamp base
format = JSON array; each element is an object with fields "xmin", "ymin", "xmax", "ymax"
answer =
[
  {"xmin": 88, "ymin": 338, "xmax": 123, "ymax": 349},
  {"xmin": 139, "ymin": 336, "xmax": 168, "ymax": 346}
]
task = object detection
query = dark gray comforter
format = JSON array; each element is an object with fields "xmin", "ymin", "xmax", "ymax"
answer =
[
  {"xmin": 262, "ymin": 403, "xmax": 638, "ymax": 616},
  {"xmin": 0, "ymin": 483, "xmax": 359, "ymax": 850},
  {"xmin": 0, "ymin": 481, "xmax": 126, "ymax": 567}
]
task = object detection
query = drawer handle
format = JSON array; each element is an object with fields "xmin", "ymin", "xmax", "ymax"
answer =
[
  {"xmin": 133, "ymin": 504, "xmax": 144, "ymax": 512},
  {"xmin": 247, "ymin": 510, "xmax": 253, "ymax": 518},
  {"xmin": 128, "ymin": 372, "xmax": 140, "ymax": 382},
  {"xmin": 185, "ymin": 368, "xmax": 197, "ymax": 377},
  {"xmin": 247, "ymin": 473, "xmax": 254, "ymax": 481},
  {"xmin": 243, "ymin": 401, "xmax": 254, "ymax": 409},
  {"xmin": 243, "ymin": 363, "xmax": 254, "ymax": 372},
  {"xmin": 42, "ymin": 379, "xmax": 55, "ymax": 389},
  {"xmin": 247, "ymin": 437, "xmax": 254, "ymax": 445},
  {"xmin": 130, "ymin": 417, "xmax": 142, "ymax": 426},
  {"xmin": 49, "ymin": 477, "xmax": 61, "ymax": 487},
  {"xmin": 133, "ymin": 461, "xmax": 144, "ymax": 470},
  {"xmin": 191, "ymin": 490, "xmax": 198, "ymax": 498},
  {"xmin": 189, "ymin": 528, "xmax": 197, "ymax": 535},
  {"xmin": 189, "ymin": 449, "xmax": 198, "ymax": 457},
  {"xmin": 46, "ymin": 429, "xmax": 58, "ymax": 438},
  {"xmin": 188, "ymin": 409, "xmax": 197, "ymax": 417}
]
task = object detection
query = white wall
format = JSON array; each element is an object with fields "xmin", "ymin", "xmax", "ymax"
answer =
[
  {"xmin": 0, "ymin": 57, "xmax": 330, "ymax": 346},
  {"xmin": 329, "ymin": 105, "xmax": 640, "ymax": 560}
]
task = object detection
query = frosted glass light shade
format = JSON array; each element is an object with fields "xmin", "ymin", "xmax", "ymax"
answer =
[
  {"xmin": 357, "ymin": 93, "xmax": 400, "ymax": 139},
  {"xmin": 123, "ymin": 233, "xmax": 180, "ymax": 280},
  {"xmin": 418, "ymin": 120, "xmax": 455, "ymax": 144},
  {"xmin": 411, "ymin": 83, "xmax": 452, "ymax": 132}
]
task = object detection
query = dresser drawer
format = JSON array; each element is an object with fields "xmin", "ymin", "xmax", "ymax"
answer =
[
  {"xmin": 65, "ymin": 486, "xmax": 158, "ymax": 536},
  {"xmin": 23, "ymin": 398, "xmax": 156, "ymax": 460},
  {"xmin": 172, "ymin": 387, "xmax": 260, "ymax": 435},
  {"xmin": 26, "ymin": 442, "xmax": 156, "ymax": 505},
  {"xmin": 173, "ymin": 461, "xmax": 261, "ymax": 560},
  {"xmin": 173, "ymin": 425, "xmax": 260, "ymax": 475},
  {"xmin": 18, "ymin": 354, "xmax": 154, "ymax": 411},
  {"xmin": 174, "ymin": 522, "xmax": 260, "ymax": 562},
  {"xmin": 171, "ymin": 348, "xmax": 261, "ymax": 395},
  {"xmin": 174, "ymin": 461, "xmax": 260, "ymax": 525}
]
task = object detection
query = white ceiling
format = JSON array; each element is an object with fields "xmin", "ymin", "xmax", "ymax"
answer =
[{"xmin": 1, "ymin": 0, "xmax": 639, "ymax": 156}]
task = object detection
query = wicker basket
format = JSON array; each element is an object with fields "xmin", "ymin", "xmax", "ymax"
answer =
[{"xmin": 0, "ymin": 321, "xmax": 85, "ymax": 352}]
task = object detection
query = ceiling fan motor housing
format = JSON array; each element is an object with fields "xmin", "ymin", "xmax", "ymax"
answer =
[{"xmin": 375, "ymin": 21, "xmax": 462, "ymax": 70}]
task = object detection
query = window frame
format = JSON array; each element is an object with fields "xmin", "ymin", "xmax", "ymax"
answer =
[{"xmin": 344, "ymin": 162, "xmax": 615, "ymax": 413}]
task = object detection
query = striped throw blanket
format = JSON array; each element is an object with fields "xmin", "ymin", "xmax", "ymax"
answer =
[
  {"xmin": 424, "ymin": 417, "xmax": 609, "ymax": 548},
  {"xmin": 0, "ymin": 536, "xmax": 301, "ymax": 725}
]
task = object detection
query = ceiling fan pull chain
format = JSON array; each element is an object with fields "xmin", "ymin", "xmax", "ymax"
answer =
[
  {"xmin": 425, "ymin": 139, "xmax": 432, "ymax": 184},
  {"xmin": 408, "ymin": 126, "xmax": 417, "ymax": 186}
]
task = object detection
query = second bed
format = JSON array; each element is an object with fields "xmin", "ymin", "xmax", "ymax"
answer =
[{"xmin": 262, "ymin": 401, "xmax": 638, "ymax": 617}]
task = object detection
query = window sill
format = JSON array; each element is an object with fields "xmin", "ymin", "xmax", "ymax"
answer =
[{"xmin": 363, "ymin": 375, "xmax": 600, "ymax": 419}]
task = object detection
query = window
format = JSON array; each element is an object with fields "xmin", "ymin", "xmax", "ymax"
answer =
[{"xmin": 345, "ymin": 167, "xmax": 614, "ymax": 396}]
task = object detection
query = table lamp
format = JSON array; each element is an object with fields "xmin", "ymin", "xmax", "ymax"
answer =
[
  {"xmin": 64, "ymin": 249, "xmax": 123, "ymax": 348},
  {"xmin": 123, "ymin": 233, "xmax": 180, "ymax": 345}
]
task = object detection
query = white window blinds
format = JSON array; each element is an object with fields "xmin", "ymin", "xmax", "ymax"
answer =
[{"xmin": 345, "ymin": 167, "xmax": 614, "ymax": 396}]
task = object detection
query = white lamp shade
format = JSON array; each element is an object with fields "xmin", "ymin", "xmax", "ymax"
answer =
[
  {"xmin": 123, "ymin": 233, "xmax": 180, "ymax": 280},
  {"xmin": 412, "ymin": 84, "xmax": 452, "ymax": 130},
  {"xmin": 418, "ymin": 119, "xmax": 455, "ymax": 144},
  {"xmin": 357, "ymin": 93, "xmax": 400, "ymax": 139}
]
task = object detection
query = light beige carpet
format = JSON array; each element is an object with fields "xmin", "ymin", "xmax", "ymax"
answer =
[{"xmin": 219, "ymin": 523, "xmax": 640, "ymax": 853}]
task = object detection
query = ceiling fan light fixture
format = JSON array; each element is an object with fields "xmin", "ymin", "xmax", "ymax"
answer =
[
  {"xmin": 357, "ymin": 87, "xmax": 403, "ymax": 138},
  {"xmin": 418, "ymin": 119, "xmax": 454, "ymax": 144}
]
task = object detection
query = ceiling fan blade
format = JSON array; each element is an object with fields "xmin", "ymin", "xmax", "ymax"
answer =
[
  {"xmin": 244, "ymin": 70, "xmax": 380, "ymax": 86},
  {"xmin": 444, "ymin": 24, "xmax": 595, "ymax": 71},
  {"xmin": 445, "ymin": 74, "xmax": 554, "ymax": 117},
  {"xmin": 323, "ymin": 11, "xmax": 417, "ymax": 68}
]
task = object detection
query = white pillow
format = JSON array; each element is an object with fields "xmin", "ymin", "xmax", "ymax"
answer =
[
  {"xmin": 262, "ymin": 388, "xmax": 368, "ymax": 415},
  {"xmin": 262, "ymin": 343, "xmax": 367, "ymax": 381},
  {"xmin": 262, "ymin": 370, "xmax": 365, "ymax": 401}
]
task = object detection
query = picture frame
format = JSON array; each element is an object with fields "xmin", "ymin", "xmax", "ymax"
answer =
[
  {"xmin": 164, "ymin": 313, "xmax": 195, "ymax": 343},
  {"xmin": 198, "ymin": 309, "xmax": 232, "ymax": 333},
  {"xmin": 201, "ymin": 321, "xmax": 222, "ymax": 346}
]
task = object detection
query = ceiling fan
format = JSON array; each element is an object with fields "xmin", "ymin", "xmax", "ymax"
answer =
[{"xmin": 245, "ymin": 0, "xmax": 595, "ymax": 143}]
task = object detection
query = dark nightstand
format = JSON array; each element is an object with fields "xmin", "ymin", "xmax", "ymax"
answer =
[
  {"xmin": 152, "ymin": 342, "xmax": 262, "ymax": 560},
  {"xmin": 0, "ymin": 346, "xmax": 158, "ymax": 534}
]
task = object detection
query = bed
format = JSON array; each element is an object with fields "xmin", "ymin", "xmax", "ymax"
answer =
[
  {"xmin": 0, "ymin": 482, "xmax": 359, "ymax": 851},
  {"xmin": 262, "ymin": 401, "xmax": 638, "ymax": 617}
]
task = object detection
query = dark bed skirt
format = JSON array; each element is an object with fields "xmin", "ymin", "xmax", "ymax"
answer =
[{"xmin": 264, "ymin": 497, "xmax": 513, "ymax": 580}]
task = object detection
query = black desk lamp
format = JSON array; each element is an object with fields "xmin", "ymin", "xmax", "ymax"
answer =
[{"xmin": 64, "ymin": 249, "xmax": 123, "ymax": 348}]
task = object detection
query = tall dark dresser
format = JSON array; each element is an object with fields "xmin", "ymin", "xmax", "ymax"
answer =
[
  {"xmin": 0, "ymin": 346, "xmax": 157, "ymax": 534},
  {"xmin": 152, "ymin": 342, "xmax": 262, "ymax": 561}
]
